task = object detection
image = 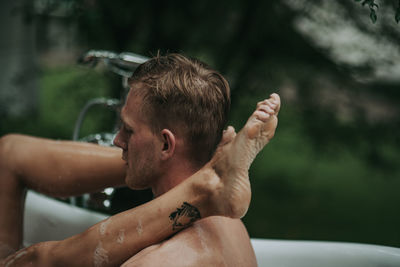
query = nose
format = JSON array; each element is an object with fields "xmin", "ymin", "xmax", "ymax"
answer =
[{"xmin": 113, "ymin": 130, "xmax": 126, "ymax": 149}]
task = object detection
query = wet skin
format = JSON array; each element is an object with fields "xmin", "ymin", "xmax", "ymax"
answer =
[{"xmin": 0, "ymin": 93, "xmax": 280, "ymax": 266}]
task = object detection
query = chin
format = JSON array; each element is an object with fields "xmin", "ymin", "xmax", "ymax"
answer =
[{"xmin": 125, "ymin": 176, "xmax": 150, "ymax": 190}]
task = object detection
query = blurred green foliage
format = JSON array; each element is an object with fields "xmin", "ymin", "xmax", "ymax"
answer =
[
  {"xmin": 1, "ymin": 67, "xmax": 117, "ymax": 139},
  {"xmin": 229, "ymin": 87, "xmax": 400, "ymax": 247}
]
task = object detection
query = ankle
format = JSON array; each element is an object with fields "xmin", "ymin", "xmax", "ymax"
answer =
[{"xmin": 189, "ymin": 166, "xmax": 222, "ymax": 218}]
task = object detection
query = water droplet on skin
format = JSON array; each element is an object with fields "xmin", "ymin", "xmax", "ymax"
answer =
[
  {"xmin": 194, "ymin": 224, "xmax": 209, "ymax": 253},
  {"xmin": 117, "ymin": 229, "xmax": 125, "ymax": 244},
  {"xmin": 100, "ymin": 218, "xmax": 111, "ymax": 236},
  {"xmin": 93, "ymin": 242, "xmax": 109, "ymax": 267},
  {"xmin": 136, "ymin": 219, "xmax": 143, "ymax": 236}
]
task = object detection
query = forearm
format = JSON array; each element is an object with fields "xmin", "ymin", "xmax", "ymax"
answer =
[
  {"xmin": 1, "ymin": 134, "xmax": 126, "ymax": 197},
  {"xmin": 0, "ymin": 242, "xmax": 55, "ymax": 267},
  {"xmin": 56, "ymin": 173, "xmax": 215, "ymax": 266},
  {"xmin": 0, "ymin": 134, "xmax": 126, "ymax": 259},
  {"xmin": 4, "ymin": 170, "xmax": 215, "ymax": 267}
]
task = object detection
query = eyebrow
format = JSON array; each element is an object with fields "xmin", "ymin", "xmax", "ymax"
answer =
[
  {"xmin": 120, "ymin": 117, "xmax": 131, "ymax": 129},
  {"xmin": 119, "ymin": 111, "xmax": 132, "ymax": 129}
]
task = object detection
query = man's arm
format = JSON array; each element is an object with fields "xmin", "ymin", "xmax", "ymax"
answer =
[
  {"xmin": 2, "ymin": 166, "xmax": 218, "ymax": 266},
  {"xmin": 0, "ymin": 135, "xmax": 127, "ymax": 258},
  {"xmin": 0, "ymin": 135, "xmax": 228, "ymax": 266},
  {"xmin": 1, "ymin": 93, "xmax": 280, "ymax": 266}
]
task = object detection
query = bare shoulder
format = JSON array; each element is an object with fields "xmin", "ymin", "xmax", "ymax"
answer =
[{"xmin": 121, "ymin": 217, "xmax": 257, "ymax": 267}]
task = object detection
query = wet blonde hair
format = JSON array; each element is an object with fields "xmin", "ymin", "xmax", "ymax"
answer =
[{"xmin": 129, "ymin": 53, "xmax": 230, "ymax": 164}]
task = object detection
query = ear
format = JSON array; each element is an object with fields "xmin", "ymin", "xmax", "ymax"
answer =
[{"xmin": 160, "ymin": 129, "xmax": 176, "ymax": 160}]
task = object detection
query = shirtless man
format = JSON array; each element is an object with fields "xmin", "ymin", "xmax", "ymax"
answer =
[{"xmin": 0, "ymin": 54, "xmax": 280, "ymax": 266}]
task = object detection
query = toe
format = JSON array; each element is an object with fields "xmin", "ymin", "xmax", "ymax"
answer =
[
  {"xmin": 264, "ymin": 100, "xmax": 277, "ymax": 110},
  {"xmin": 220, "ymin": 126, "xmax": 236, "ymax": 146},
  {"xmin": 258, "ymin": 105, "xmax": 274, "ymax": 115},
  {"xmin": 270, "ymin": 93, "xmax": 281, "ymax": 113},
  {"xmin": 254, "ymin": 110, "xmax": 271, "ymax": 122}
]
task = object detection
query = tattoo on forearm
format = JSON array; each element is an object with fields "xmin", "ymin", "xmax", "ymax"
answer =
[{"xmin": 169, "ymin": 202, "xmax": 201, "ymax": 230}]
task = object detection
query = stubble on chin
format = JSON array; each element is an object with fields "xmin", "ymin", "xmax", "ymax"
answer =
[{"xmin": 125, "ymin": 171, "xmax": 148, "ymax": 190}]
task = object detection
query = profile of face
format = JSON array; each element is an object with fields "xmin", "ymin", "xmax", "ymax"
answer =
[{"xmin": 113, "ymin": 89, "xmax": 162, "ymax": 189}]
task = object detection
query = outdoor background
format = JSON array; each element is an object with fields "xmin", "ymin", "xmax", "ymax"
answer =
[{"xmin": 1, "ymin": 0, "xmax": 399, "ymax": 247}]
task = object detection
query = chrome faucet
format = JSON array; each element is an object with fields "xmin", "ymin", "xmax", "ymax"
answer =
[{"xmin": 69, "ymin": 50, "xmax": 149, "ymax": 212}]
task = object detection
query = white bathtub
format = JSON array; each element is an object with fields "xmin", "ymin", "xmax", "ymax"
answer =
[{"xmin": 24, "ymin": 191, "xmax": 400, "ymax": 266}]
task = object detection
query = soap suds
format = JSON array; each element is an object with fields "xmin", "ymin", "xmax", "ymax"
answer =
[
  {"xmin": 136, "ymin": 219, "xmax": 143, "ymax": 236},
  {"xmin": 100, "ymin": 218, "xmax": 111, "ymax": 235},
  {"xmin": 194, "ymin": 224, "xmax": 209, "ymax": 253},
  {"xmin": 117, "ymin": 229, "xmax": 125, "ymax": 244},
  {"xmin": 94, "ymin": 242, "xmax": 109, "ymax": 267}
]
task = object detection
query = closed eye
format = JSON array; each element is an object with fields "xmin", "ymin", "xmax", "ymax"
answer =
[
  {"xmin": 123, "ymin": 123, "xmax": 133, "ymax": 134},
  {"xmin": 118, "ymin": 115, "xmax": 134, "ymax": 134}
]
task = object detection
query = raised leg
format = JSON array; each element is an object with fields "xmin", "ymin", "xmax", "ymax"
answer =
[{"xmin": 207, "ymin": 93, "xmax": 280, "ymax": 218}]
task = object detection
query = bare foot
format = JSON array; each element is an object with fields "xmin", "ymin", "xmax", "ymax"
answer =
[{"xmin": 209, "ymin": 93, "xmax": 280, "ymax": 218}]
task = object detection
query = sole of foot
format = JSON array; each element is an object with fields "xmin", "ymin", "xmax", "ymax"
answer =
[{"xmin": 210, "ymin": 93, "xmax": 281, "ymax": 218}]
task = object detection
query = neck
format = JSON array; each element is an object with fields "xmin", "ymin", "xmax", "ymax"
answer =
[{"xmin": 151, "ymin": 160, "xmax": 200, "ymax": 197}]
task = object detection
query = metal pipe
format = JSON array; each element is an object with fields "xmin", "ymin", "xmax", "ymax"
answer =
[{"xmin": 72, "ymin": 98, "xmax": 120, "ymax": 141}]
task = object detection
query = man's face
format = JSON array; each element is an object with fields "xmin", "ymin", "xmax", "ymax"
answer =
[{"xmin": 113, "ymin": 90, "xmax": 161, "ymax": 189}]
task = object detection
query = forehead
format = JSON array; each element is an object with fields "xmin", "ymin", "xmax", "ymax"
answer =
[{"xmin": 120, "ymin": 89, "xmax": 149, "ymax": 128}]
